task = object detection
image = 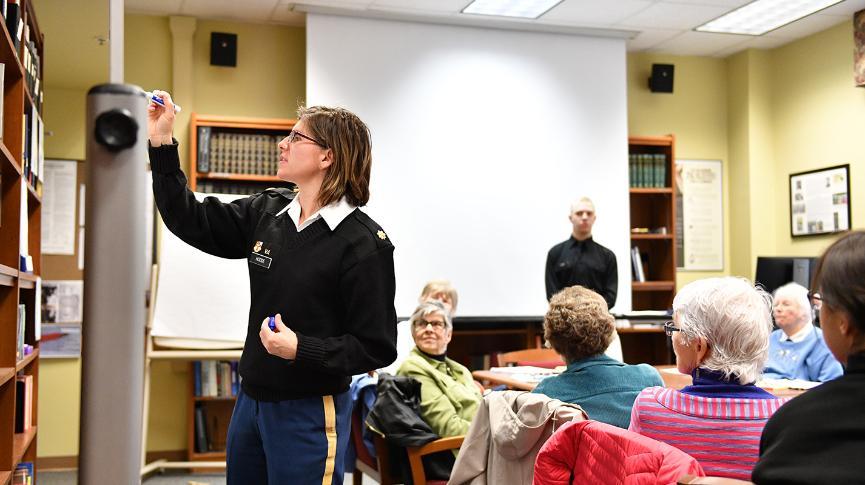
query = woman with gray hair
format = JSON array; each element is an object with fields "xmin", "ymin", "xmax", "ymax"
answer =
[
  {"xmin": 763, "ymin": 282, "xmax": 842, "ymax": 382},
  {"xmin": 396, "ymin": 300, "xmax": 482, "ymax": 438},
  {"xmin": 629, "ymin": 277, "xmax": 787, "ymax": 481}
]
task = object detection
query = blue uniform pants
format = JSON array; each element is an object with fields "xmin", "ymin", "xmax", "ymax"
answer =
[{"xmin": 226, "ymin": 388, "xmax": 352, "ymax": 485}]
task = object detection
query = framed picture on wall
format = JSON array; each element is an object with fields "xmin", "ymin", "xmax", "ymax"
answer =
[{"xmin": 789, "ymin": 164, "xmax": 851, "ymax": 237}]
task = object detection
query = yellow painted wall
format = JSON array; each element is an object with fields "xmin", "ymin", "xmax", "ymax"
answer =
[
  {"xmin": 768, "ymin": 21, "xmax": 865, "ymax": 258},
  {"xmin": 627, "ymin": 53, "xmax": 731, "ymax": 288}
]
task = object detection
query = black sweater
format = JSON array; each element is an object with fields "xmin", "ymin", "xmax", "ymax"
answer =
[
  {"xmin": 150, "ymin": 143, "xmax": 397, "ymax": 401},
  {"xmin": 752, "ymin": 352, "xmax": 865, "ymax": 484}
]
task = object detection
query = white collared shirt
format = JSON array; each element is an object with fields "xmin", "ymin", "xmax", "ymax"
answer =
[
  {"xmin": 277, "ymin": 195, "xmax": 355, "ymax": 232},
  {"xmin": 781, "ymin": 323, "xmax": 814, "ymax": 343}
]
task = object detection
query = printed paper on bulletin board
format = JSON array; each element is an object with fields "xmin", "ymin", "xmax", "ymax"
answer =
[{"xmin": 676, "ymin": 160, "xmax": 723, "ymax": 271}]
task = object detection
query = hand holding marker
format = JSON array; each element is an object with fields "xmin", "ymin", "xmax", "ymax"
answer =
[{"xmin": 145, "ymin": 90, "xmax": 182, "ymax": 112}]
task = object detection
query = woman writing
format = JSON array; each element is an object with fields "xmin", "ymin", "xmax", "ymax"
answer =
[{"xmin": 147, "ymin": 92, "xmax": 397, "ymax": 484}]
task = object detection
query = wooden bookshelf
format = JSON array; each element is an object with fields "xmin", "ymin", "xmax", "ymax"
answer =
[
  {"xmin": 186, "ymin": 360, "xmax": 239, "ymax": 468},
  {"xmin": 189, "ymin": 114, "xmax": 296, "ymax": 195},
  {"xmin": 628, "ymin": 135, "xmax": 677, "ymax": 311},
  {"xmin": 0, "ymin": 1, "xmax": 44, "ymax": 482}
]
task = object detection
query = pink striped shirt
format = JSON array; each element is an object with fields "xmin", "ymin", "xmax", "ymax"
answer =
[{"xmin": 628, "ymin": 386, "xmax": 787, "ymax": 480}]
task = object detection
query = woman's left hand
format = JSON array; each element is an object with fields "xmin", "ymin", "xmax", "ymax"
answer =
[{"xmin": 259, "ymin": 314, "xmax": 298, "ymax": 360}]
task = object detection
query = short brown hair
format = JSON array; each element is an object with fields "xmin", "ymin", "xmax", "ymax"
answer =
[
  {"xmin": 543, "ymin": 286, "xmax": 614, "ymax": 363},
  {"xmin": 298, "ymin": 106, "xmax": 372, "ymax": 207},
  {"xmin": 814, "ymin": 230, "xmax": 865, "ymax": 334}
]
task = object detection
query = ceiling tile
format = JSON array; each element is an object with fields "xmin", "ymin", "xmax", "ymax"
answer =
[
  {"xmin": 541, "ymin": 0, "xmax": 652, "ymax": 25},
  {"xmin": 660, "ymin": 0, "xmax": 749, "ymax": 6},
  {"xmin": 626, "ymin": 28, "xmax": 683, "ymax": 50},
  {"xmin": 647, "ymin": 29, "xmax": 751, "ymax": 55},
  {"xmin": 817, "ymin": 0, "xmax": 865, "ymax": 16},
  {"xmin": 182, "ymin": 0, "xmax": 281, "ymax": 22},
  {"xmin": 617, "ymin": 2, "xmax": 733, "ymax": 30},
  {"xmin": 763, "ymin": 11, "xmax": 849, "ymax": 38},
  {"xmin": 125, "ymin": 0, "xmax": 185, "ymax": 15},
  {"xmin": 270, "ymin": 4, "xmax": 307, "ymax": 25}
]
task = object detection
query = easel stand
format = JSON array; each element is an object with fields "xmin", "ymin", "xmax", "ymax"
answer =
[{"xmin": 140, "ymin": 265, "xmax": 242, "ymax": 478}]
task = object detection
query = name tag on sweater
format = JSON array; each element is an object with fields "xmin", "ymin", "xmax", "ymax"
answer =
[{"xmin": 249, "ymin": 253, "xmax": 272, "ymax": 269}]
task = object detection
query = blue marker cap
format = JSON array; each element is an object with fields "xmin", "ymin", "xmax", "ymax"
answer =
[
  {"xmin": 144, "ymin": 90, "xmax": 182, "ymax": 112},
  {"xmin": 268, "ymin": 316, "xmax": 276, "ymax": 331}
]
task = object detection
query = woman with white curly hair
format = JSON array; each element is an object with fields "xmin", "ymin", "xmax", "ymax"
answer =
[
  {"xmin": 628, "ymin": 277, "xmax": 787, "ymax": 481},
  {"xmin": 763, "ymin": 282, "xmax": 842, "ymax": 382}
]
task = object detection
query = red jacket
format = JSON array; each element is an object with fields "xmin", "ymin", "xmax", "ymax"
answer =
[{"xmin": 533, "ymin": 420, "xmax": 704, "ymax": 485}]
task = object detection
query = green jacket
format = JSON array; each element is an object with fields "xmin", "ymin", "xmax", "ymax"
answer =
[{"xmin": 396, "ymin": 347, "xmax": 482, "ymax": 438}]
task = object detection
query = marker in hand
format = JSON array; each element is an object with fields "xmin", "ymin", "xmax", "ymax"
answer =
[
  {"xmin": 145, "ymin": 90, "xmax": 182, "ymax": 112},
  {"xmin": 268, "ymin": 316, "xmax": 276, "ymax": 331}
]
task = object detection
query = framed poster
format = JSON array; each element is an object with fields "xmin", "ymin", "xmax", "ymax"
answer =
[
  {"xmin": 789, "ymin": 165, "xmax": 850, "ymax": 237},
  {"xmin": 675, "ymin": 160, "xmax": 723, "ymax": 271}
]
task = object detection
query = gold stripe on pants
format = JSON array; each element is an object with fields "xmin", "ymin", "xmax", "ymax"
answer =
[{"xmin": 321, "ymin": 395, "xmax": 337, "ymax": 485}]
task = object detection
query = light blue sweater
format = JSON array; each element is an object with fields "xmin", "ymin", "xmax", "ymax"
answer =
[
  {"xmin": 763, "ymin": 326, "xmax": 843, "ymax": 382},
  {"xmin": 532, "ymin": 354, "xmax": 662, "ymax": 429}
]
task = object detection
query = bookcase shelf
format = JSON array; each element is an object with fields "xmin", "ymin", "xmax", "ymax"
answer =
[
  {"xmin": 195, "ymin": 173, "xmax": 283, "ymax": 183},
  {"xmin": 629, "ymin": 135, "xmax": 677, "ymax": 312},
  {"xmin": 11, "ymin": 427, "xmax": 35, "ymax": 466},
  {"xmin": 14, "ymin": 349, "xmax": 37, "ymax": 372},
  {"xmin": 0, "ymin": 369, "xmax": 13, "ymax": 388},
  {"xmin": 189, "ymin": 114, "xmax": 296, "ymax": 195},
  {"xmin": 0, "ymin": 1, "xmax": 44, "ymax": 482},
  {"xmin": 629, "ymin": 188, "xmax": 673, "ymax": 195}
]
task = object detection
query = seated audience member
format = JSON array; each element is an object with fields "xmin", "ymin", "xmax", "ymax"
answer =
[
  {"xmin": 419, "ymin": 279, "xmax": 458, "ymax": 317},
  {"xmin": 397, "ymin": 301, "xmax": 482, "ymax": 438},
  {"xmin": 763, "ymin": 282, "xmax": 842, "ymax": 382},
  {"xmin": 753, "ymin": 231, "xmax": 865, "ymax": 484},
  {"xmin": 629, "ymin": 277, "xmax": 787, "ymax": 480},
  {"xmin": 532, "ymin": 286, "xmax": 662, "ymax": 429}
]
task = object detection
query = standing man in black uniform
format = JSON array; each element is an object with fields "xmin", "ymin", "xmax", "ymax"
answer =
[{"xmin": 545, "ymin": 197, "xmax": 618, "ymax": 309}]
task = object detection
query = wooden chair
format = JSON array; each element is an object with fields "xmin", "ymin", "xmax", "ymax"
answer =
[
  {"xmin": 678, "ymin": 475, "xmax": 755, "ymax": 484},
  {"xmin": 498, "ymin": 348, "xmax": 564, "ymax": 369},
  {"xmin": 351, "ymin": 405, "xmax": 464, "ymax": 485},
  {"xmin": 351, "ymin": 405, "xmax": 396, "ymax": 485}
]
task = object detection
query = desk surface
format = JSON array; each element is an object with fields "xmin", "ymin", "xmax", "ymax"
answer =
[{"xmin": 473, "ymin": 366, "xmax": 805, "ymax": 398}]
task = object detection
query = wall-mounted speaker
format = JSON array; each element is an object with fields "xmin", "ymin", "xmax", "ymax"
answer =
[
  {"xmin": 648, "ymin": 63, "xmax": 674, "ymax": 93},
  {"xmin": 211, "ymin": 32, "xmax": 237, "ymax": 67}
]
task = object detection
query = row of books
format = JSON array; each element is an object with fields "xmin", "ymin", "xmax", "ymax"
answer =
[
  {"xmin": 22, "ymin": 21, "xmax": 42, "ymax": 113},
  {"xmin": 193, "ymin": 360, "xmax": 239, "ymax": 398},
  {"xmin": 16, "ymin": 304, "xmax": 34, "ymax": 361},
  {"xmin": 629, "ymin": 153, "xmax": 668, "ymax": 188},
  {"xmin": 631, "ymin": 246, "xmax": 648, "ymax": 282},
  {"xmin": 4, "ymin": 0, "xmax": 24, "ymax": 53},
  {"xmin": 22, "ymin": 108, "xmax": 44, "ymax": 194},
  {"xmin": 194, "ymin": 403, "xmax": 228, "ymax": 454},
  {"xmin": 13, "ymin": 462, "xmax": 33, "ymax": 485},
  {"xmin": 15, "ymin": 374, "xmax": 33, "ymax": 433},
  {"xmin": 196, "ymin": 127, "xmax": 285, "ymax": 175},
  {"xmin": 195, "ymin": 180, "xmax": 293, "ymax": 196}
]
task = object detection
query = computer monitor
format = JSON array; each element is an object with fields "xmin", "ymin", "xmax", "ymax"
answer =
[{"xmin": 754, "ymin": 256, "xmax": 819, "ymax": 294}]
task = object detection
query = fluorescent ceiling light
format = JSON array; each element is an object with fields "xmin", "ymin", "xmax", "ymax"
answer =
[
  {"xmin": 462, "ymin": 0, "xmax": 564, "ymax": 19},
  {"xmin": 696, "ymin": 0, "xmax": 843, "ymax": 35}
]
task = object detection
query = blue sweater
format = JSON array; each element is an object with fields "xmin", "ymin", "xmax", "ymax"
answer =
[
  {"xmin": 532, "ymin": 354, "xmax": 662, "ymax": 428},
  {"xmin": 763, "ymin": 326, "xmax": 843, "ymax": 382}
]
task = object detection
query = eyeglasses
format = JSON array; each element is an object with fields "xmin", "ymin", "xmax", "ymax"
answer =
[
  {"xmin": 807, "ymin": 291, "xmax": 823, "ymax": 307},
  {"xmin": 663, "ymin": 321, "xmax": 681, "ymax": 337},
  {"xmin": 286, "ymin": 129, "xmax": 327, "ymax": 148},
  {"xmin": 413, "ymin": 319, "xmax": 447, "ymax": 332}
]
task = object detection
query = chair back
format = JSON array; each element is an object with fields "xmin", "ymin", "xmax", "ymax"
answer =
[{"xmin": 498, "ymin": 348, "xmax": 564, "ymax": 369}]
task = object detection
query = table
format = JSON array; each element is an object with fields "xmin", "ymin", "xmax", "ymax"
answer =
[{"xmin": 472, "ymin": 366, "xmax": 805, "ymax": 398}]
